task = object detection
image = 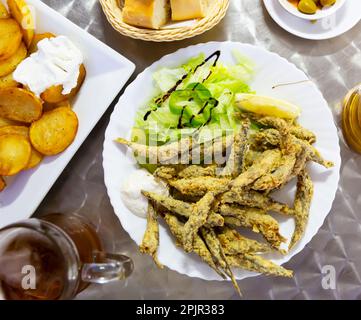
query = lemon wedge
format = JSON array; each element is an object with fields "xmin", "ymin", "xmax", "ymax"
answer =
[{"xmin": 235, "ymin": 94, "xmax": 301, "ymax": 119}]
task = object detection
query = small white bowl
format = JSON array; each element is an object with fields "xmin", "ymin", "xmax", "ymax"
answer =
[{"xmin": 278, "ymin": 0, "xmax": 346, "ymax": 20}]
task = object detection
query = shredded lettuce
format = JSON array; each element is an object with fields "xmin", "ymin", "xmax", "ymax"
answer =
[{"xmin": 132, "ymin": 51, "xmax": 255, "ymax": 145}]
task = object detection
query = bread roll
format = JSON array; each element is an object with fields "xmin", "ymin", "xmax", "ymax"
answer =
[
  {"xmin": 123, "ymin": 0, "xmax": 170, "ymax": 29},
  {"xmin": 170, "ymin": 0, "xmax": 208, "ymax": 21}
]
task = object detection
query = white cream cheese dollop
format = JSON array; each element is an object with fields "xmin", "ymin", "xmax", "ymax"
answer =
[
  {"xmin": 120, "ymin": 169, "xmax": 169, "ymax": 219},
  {"xmin": 13, "ymin": 35, "xmax": 83, "ymax": 97}
]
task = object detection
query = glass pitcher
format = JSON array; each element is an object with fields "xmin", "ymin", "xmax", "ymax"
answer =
[{"xmin": 0, "ymin": 213, "xmax": 133, "ymax": 300}]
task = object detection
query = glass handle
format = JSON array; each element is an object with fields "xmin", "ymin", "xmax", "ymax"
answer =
[{"xmin": 81, "ymin": 252, "xmax": 133, "ymax": 284}]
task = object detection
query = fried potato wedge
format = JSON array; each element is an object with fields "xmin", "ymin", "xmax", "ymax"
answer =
[
  {"xmin": 30, "ymin": 107, "xmax": 78, "ymax": 156},
  {"xmin": 0, "ymin": 18, "xmax": 22, "ymax": 61},
  {"xmin": 0, "ymin": 116, "xmax": 22, "ymax": 127},
  {"xmin": 40, "ymin": 64, "xmax": 86, "ymax": 103},
  {"xmin": 0, "ymin": 134, "xmax": 31, "ymax": 176},
  {"xmin": 0, "ymin": 176, "xmax": 5, "ymax": 192},
  {"xmin": 0, "ymin": 42, "xmax": 27, "ymax": 77},
  {"xmin": 28, "ymin": 32, "xmax": 55, "ymax": 54},
  {"xmin": 0, "ymin": 125, "xmax": 43, "ymax": 169},
  {"xmin": 0, "ymin": 73, "xmax": 18, "ymax": 89},
  {"xmin": 7, "ymin": 0, "xmax": 35, "ymax": 48},
  {"xmin": 0, "ymin": 87, "xmax": 43, "ymax": 123},
  {"xmin": 0, "ymin": 2, "xmax": 10, "ymax": 18},
  {"xmin": 43, "ymin": 99, "xmax": 71, "ymax": 112}
]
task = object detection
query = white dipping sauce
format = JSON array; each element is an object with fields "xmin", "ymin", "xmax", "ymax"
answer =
[
  {"xmin": 13, "ymin": 36, "xmax": 83, "ymax": 97},
  {"xmin": 121, "ymin": 169, "xmax": 169, "ymax": 219}
]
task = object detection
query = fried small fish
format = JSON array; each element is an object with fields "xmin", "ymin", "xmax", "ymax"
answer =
[
  {"xmin": 292, "ymin": 146, "xmax": 308, "ymax": 177},
  {"xmin": 169, "ymin": 177, "xmax": 231, "ymax": 197},
  {"xmin": 248, "ymin": 131, "xmax": 333, "ymax": 169},
  {"xmin": 289, "ymin": 170, "xmax": 314, "ymax": 250},
  {"xmin": 252, "ymin": 153, "xmax": 297, "ymax": 191},
  {"xmin": 220, "ymin": 204, "xmax": 286, "ymax": 249},
  {"xmin": 142, "ymin": 191, "xmax": 224, "ymax": 227},
  {"xmin": 177, "ymin": 165, "xmax": 217, "ymax": 179},
  {"xmin": 217, "ymin": 227, "xmax": 271, "ymax": 255},
  {"xmin": 171, "ymin": 188, "xmax": 202, "ymax": 203},
  {"xmin": 201, "ymin": 228, "xmax": 241, "ymax": 296},
  {"xmin": 293, "ymin": 137, "xmax": 334, "ymax": 169},
  {"xmin": 221, "ymin": 189, "xmax": 294, "ymax": 216},
  {"xmin": 163, "ymin": 214, "xmax": 226, "ymax": 278},
  {"xmin": 231, "ymin": 149, "xmax": 282, "ymax": 189},
  {"xmin": 243, "ymin": 150, "xmax": 263, "ymax": 169},
  {"xmin": 139, "ymin": 203, "xmax": 163, "ymax": 268},
  {"xmin": 257, "ymin": 116, "xmax": 291, "ymax": 135},
  {"xmin": 221, "ymin": 122, "xmax": 250, "ymax": 178},
  {"xmin": 154, "ymin": 166, "xmax": 178, "ymax": 182},
  {"xmin": 226, "ymin": 253, "xmax": 293, "ymax": 277},
  {"xmin": 191, "ymin": 134, "xmax": 234, "ymax": 165},
  {"xmin": 253, "ymin": 118, "xmax": 316, "ymax": 145},
  {"xmin": 116, "ymin": 137, "xmax": 192, "ymax": 165},
  {"xmin": 251, "ymin": 128, "xmax": 281, "ymax": 149},
  {"xmin": 183, "ymin": 192, "xmax": 217, "ymax": 252},
  {"xmin": 290, "ymin": 125, "xmax": 316, "ymax": 144},
  {"xmin": 223, "ymin": 216, "xmax": 244, "ymax": 227}
]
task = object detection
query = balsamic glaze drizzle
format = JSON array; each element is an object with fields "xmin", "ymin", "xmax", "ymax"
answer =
[
  {"xmin": 143, "ymin": 110, "xmax": 152, "ymax": 121},
  {"xmin": 198, "ymin": 101, "xmax": 210, "ymax": 115},
  {"xmin": 143, "ymin": 50, "xmax": 221, "ymax": 124},
  {"xmin": 177, "ymin": 107, "xmax": 186, "ymax": 129}
]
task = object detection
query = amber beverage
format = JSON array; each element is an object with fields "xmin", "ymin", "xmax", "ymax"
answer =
[{"xmin": 0, "ymin": 214, "xmax": 133, "ymax": 300}]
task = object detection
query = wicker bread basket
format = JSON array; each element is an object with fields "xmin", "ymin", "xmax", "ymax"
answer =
[{"xmin": 99, "ymin": 0, "xmax": 230, "ymax": 42}]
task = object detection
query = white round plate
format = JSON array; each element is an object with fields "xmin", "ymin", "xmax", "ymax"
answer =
[
  {"xmin": 278, "ymin": 0, "xmax": 346, "ymax": 21},
  {"xmin": 264, "ymin": 0, "xmax": 361, "ymax": 40},
  {"xmin": 103, "ymin": 42, "xmax": 341, "ymax": 281}
]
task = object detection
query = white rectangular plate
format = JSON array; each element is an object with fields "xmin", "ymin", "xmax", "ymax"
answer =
[{"xmin": 0, "ymin": 0, "xmax": 135, "ymax": 228}]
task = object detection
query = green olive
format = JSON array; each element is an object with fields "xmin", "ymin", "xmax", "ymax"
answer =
[
  {"xmin": 320, "ymin": 0, "xmax": 336, "ymax": 6},
  {"xmin": 298, "ymin": 0, "xmax": 318, "ymax": 14}
]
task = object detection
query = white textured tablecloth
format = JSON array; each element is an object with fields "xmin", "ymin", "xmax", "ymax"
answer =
[{"xmin": 35, "ymin": 0, "xmax": 361, "ymax": 300}]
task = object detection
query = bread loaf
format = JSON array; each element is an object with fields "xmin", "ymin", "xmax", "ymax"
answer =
[
  {"xmin": 122, "ymin": 0, "xmax": 170, "ymax": 29},
  {"xmin": 170, "ymin": 0, "xmax": 208, "ymax": 21}
]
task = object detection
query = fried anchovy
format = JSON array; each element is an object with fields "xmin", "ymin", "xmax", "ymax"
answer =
[
  {"xmin": 220, "ymin": 204, "xmax": 286, "ymax": 249},
  {"xmin": 252, "ymin": 153, "xmax": 297, "ymax": 191},
  {"xmin": 169, "ymin": 177, "xmax": 231, "ymax": 197},
  {"xmin": 191, "ymin": 134, "xmax": 234, "ymax": 165},
  {"xmin": 244, "ymin": 150, "xmax": 263, "ymax": 169},
  {"xmin": 231, "ymin": 149, "xmax": 282, "ymax": 189},
  {"xmin": 292, "ymin": 146, "xmax": 308, "ymax": 177},
  {"xmin": 171, "ymin": 188, "xmax": 202, "ymax": 203},
  {"xmin": 116, "ymin": 137, "xmax": 192, "ymax": 165},
  {"xmin": 142, "ymin": 191, "xmax": 224, "ymax": 227},
  {"xmin": 252, "ymin": 120, "xmax": 316, "ymax": 145},
  {"xmin": 251, "ymin": 128, "xmax": 281, "ymax": 149},
  {"xmin": 226, "ymin": 253, "xmax": 293, "ymax": 277},
  {"xmin": 183, "ymin": 192, "xmax": 217, "ymax": 252},
  {"xmin": 217, "ymin": 227, "xmax": 271, "ymax": 255},
  {"xmin": 201, "ymin": 228, "xmax": 242, "ymax": 296},
  {"xmin": 247, "ymin": 129, "xmax": 333, "ymax": 169},
  {"xmin": 223, "ymin": 216, "xmax": 245, "ymax": 227},
  {"xmin": 257, "ymin": 116, "xmax": 291, "ymax": 134},
  {"xmin": 139, "ymin": 203, "xmax": 163, "ymax": 268},
  {"xmin": 221, "ymin": 189, "xmax": 294, "ymax": 216},
  {"xmin": 154, "ymin": 166, "xmax": 178, "ymax": 182},
  {"xmin": 163, "ymin": 214, "xmax": 226, "ymax": 278},
  {"xmin": 221, "ymin": 122, "xmax": 250, "ymax": 178},
  {"xmin": 177, "ymin": 165, "xmax": 217, "ymax": 179},
  {"xmin": 292, "ymin": 136, "xmax": 334, "ymax": 169},
  {"xmin": 290, "ymin": 125, "xmax": 316, "ymax": 144},
  {"xmin": 289, "ymin": 170, "xmax": 314, "ymax": 250}
]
